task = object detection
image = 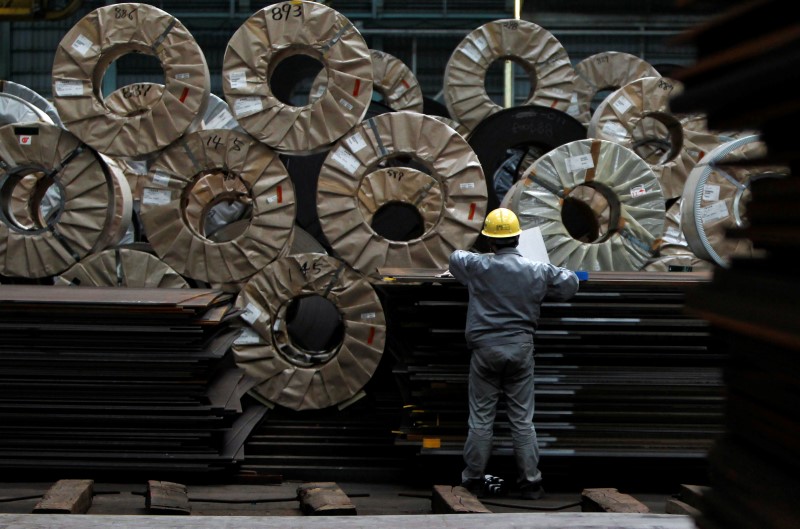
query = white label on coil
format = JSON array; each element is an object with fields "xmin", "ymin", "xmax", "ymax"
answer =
[
  {"xmin": 612, "ymin": 95, "xmax": 633, "ymax": 114},
  {"xmin": 332, "ymin": 147, "xmax": 360, "ymax": 174},
  {"xmin": 54, "ymin": 79, "xmax": 84, "ymax": 97},
  {"xmin": 228, "ymin": 69, "xmax": 247, "ymax": 89},
  {"xmin": 19, "ymin": 135, "xmax": 32, "ymax": 146},
  {"xmin": 460, "ymin": 182, "xmax": 475, "ymax": 190},
  {"xmin": 565, "ymin": 154, "xmax": 594, "ymax": 173},
  {"xmin": 361, "ymin": 312, "xmax": 376, "ymax": 320},
  {"xmin": 142, "ymin": 188, "xmax": 172, "ymax": 205},
  {"xmin": 461, "ymin": 43, "xmax": 481, "ymax": 62},
  {"xmin": 630, "ymin": 184, "xmax": 647, "ymax": 198},
  {"xmin": 234, "ymin": 327, "xmax": 261, "ymax": 345},
  {"xmin": 567, "ymin": 92, "xmax": 579, "ymax": 115},
  {"xmin": 127, "ymin": 160, "xmax": 148, "ymax": 175},
  {"xmin": 151, "ymin": 171, "xmax": 171, "ymax": 187},
  {"xmin": 314, "ymin": 85, "xmax": 326, "ymax": 98},
  {"xmin": 474, "ymin": 36, "xmax": 488, "ymax": 50},
  {"xmin": 233, "ymin": 97, "xmax": 262, "ymax": 118},
  {"xmin": 71, "ymin": 34, "xmax": 93, "ymax": 56},
  {"xmin": 602, "ymin": 121, "xmax": 629, "ymax": 139},
  {"xmin": 702, "ymin": 184, "xmax": 721, "ymax": 202},
  {"xmin": 665, "ymin": 226, "xmax": 682, "ymax": 240},
  {"xmin": 266, "ymin": 194, "xmax": 278, "ymax": 204},
  {"xmin": 392, "ymin": 82, "xmax": 408, "ymax": 98},
  {"xmin": 338, "ymin": 98, "xmax": 354, "ymax": 111},
  {"xmin": 700, "ymin": 201, "xmax": 729, "ymax": 223},
  {"xmin": 205, "ymin": 109, "xmax": 236, "ymax": 130},
  {"xmin": 345, "ymin": 132, "xmax": 368, "ymax": 153},
  {"xmin": 175, "ymin": 73, "xmax": 190, "ymax": 80},
  {"xmin": 240, "ymin": 303, "xmax": 261, "ymax": 325}
]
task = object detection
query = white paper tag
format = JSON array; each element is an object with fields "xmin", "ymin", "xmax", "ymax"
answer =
[
  {"xmin": 234, "ymin": 327, "xmax": 262, "ymax": 345},
  {"xmin": 141, "ymin": 188, "xmax": 172, "ymax": 206},
  {"xmin": 54, "ymin": 79, "xmax": 84, "ymax": 97},
  {"xmin": 461, "ymin": 43, "xmax": 481, "ymax": 62},
  {"xmin": 602, "ymin": 121, "xmax": 629, "ymax": 140},
  {"xmin": 392, "ymin": 82, "xmax": 408, "ymax": 98},
  {"xmin": 630, "ymin": 184, "xmax": 647, "ymax": 198},
  {"xmin": 175, "ymin": 72, "xmax": 190, "ymax": 80},
  {"xmin": 338, "ymin": 98, "xmax": 354, "ymax": 111},
  {"xmin": 700, "ymin": 201, "xmax": 729, "ymax": 223},
  {"xmin": 127, "ymin": 160, "xmax": 148, "ymax": 175},
  {"xmin": 702, "ymin": 184, "xmax": 721, "ymax": 202},
  {"xmin": 71, "ymin": 34, "xmax": 93, "ymax": 56},
  {"xmin": 233, "ymin": 97, "xmax": 262, "ymax": 118},
  {"xmin": 460, "ymin": 182, "xmax": 475, "ymax": 190},
  {"xmin": 18, "ymin": 135, "xmax": 32, "ymax": 146},
  {"xmin": 151, "ymin": 171, "xmax": 171, "ymax": 187},
  {"xmin": 361, "ymin": 312, "xmax": 376, "ymax": 320},
  {"xmin": 240, "ymin": 302, "xmax": 261, "ymax": 325},
  {"xmin": 565, "ymin": 154, "xmax": 594, "ymax": 173},
  {"xmin": 228, "ymin": 69, "xmax": 247, "ymax": 89},
  {"xmin": 266, "ymin": 194, "xmax": 278, "ymax": 204},
  {"xmin": 332, "ymin": 147, "xmax": 360, "ymax": 174},
  {"xmin": 567, "ymin": 103, "xmax": 579, "ymax": 116},
  {"xmin": 474, "ymin": 36, "xmax": 488, "ymax": 50},
  {"xmin": 345, "ymin": 132, "xmax": 368, "ymax": 153},
  {"xmin": 612, "ymin": 95, "xmax": 633, "ymax": 114},
  {"xmin": 204, "ymin": 109, "xmax": 236, "ymax": 130},
  {"xmin": 314, "ymin": 85, "xmax": 326, "ymax": 98},
  {"xmin": 665, "ymin": 226, "xmax": 682, "ymax": 240}
]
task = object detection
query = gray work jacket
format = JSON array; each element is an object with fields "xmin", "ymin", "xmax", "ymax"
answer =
[{"xmin": 449, "ymin": 247, "xmax": 579, "ymax": 349}]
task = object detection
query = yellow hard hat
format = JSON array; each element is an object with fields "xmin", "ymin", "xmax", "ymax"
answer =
[{"xmin": 481, "ymin": 208, "xmax": 521, "ymax": 238}]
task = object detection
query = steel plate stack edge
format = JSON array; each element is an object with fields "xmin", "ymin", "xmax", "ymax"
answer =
[
  {"xmin": 0, "ymin": 285, "xmax": 267, "ymax": 479},
  {"xmin": 670, "ymin": 0, "xmax": 800, "ymax": 528}
]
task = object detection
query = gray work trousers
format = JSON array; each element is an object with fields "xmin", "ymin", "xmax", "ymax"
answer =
[{"xmin": 461, "ymin": 341, "xmax": 542, "ymax": 486}]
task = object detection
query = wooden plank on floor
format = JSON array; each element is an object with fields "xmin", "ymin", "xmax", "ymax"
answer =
[
  {"xmin": 666, "ymin": 498, "xmax": 702, "ymax": 517},
  {"xmin": 431, "ymin": 485, "xmax": 491, "ymax": 514},
  {"xmin": 146, "ymin": 481, "xmax": 191, "ymax": 515},
  {"xmin": 296, "ymin": 482, "xmax": 356, "ymax": 516},
  {"xmin": 581, "ymin": 488, "xmax": 650, "ymax": 513},
  {"xmin": 32, "ymin": 479, "xmax": 93, "ymax": 514}
]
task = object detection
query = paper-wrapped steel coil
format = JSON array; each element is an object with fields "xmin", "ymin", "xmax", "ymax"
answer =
[
  {"xmin": 51, "ymin": 3, "xmax": 211, "ymax": 158},
  {"xmin": 139, "ymin": 128, "xmax": 295, "ymax": 284},
  {"xmin": 232, "ymin": 253, "xmax": 385, "ymax": 411},
  {"xmin": 443, "ymin": 19, "xmax": 576, "ymax": 132},
  {"xmin": 467, "ymin": 105, "xmax": 587, "ymax": 210},
  {"xmin": 1, "ymin": 80, "xmax": 62, "ymax": 127},
  {"xmin": 643, "ymin": 198, "xmax": 712, "ymax": 272},
  {"xmin": 222, "ymin": 0, "xmax": 373, "ymax": 154},
  {"xmin": 0, "ymin": 122, "xmax": 127, "ymax": 278},
  {"xmin": 55, "ymin": 247, "xmax": 190, "ymax": 288},
  {"xmin": 680, "ymin": 135, "xmax": 789, "ymax": 267},
  {"xmin": 317, "ymin": 111, "xmax": 487, "ymax": 280},
  {"xmin": 569, "ymin": 51, "xmax": 660, "ymax": 127},
  {"xmin": 503, "ymin": 138, "xmax": 665, "ymax": 271},
  {"xmin": 588, "ymin": 76, "xmax": 727, "ymax": 200},
  {"xmin": 310, "ymin": 49, "xmax": 423, "ymax": 112},
  {"xmin": 431, "ymin": 115, "xmax": 470, "ymax": 138}
]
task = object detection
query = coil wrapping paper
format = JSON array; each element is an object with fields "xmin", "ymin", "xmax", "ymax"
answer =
[
  {"xmin": 0, "ymin": 123, "xmax": 121, "ymax": 278},
  {"xmin": 0, "ymin": 80, "xmax": 62, "ymax": 127},
  {"xmin": 139, "ymin": 128, "xmax": 295, "ymax": 285},
  {"xmin": 316, "ymin": 111, "xmax": 487, "ymax": 280},
  {"xmin": 680, "ymin": 135, "xmax": 789, "ymax": 267},
  {"xmin": 232, "ymin": 253, "xmax": 385, "ymax": 411},
  {"xmin": 55, "ymin": 247, "xmax": 190, "ymax": 288},
  {"xmin": 222, "ymin": 0, "xmax": 373, "ymax": 154},
  {"xmin": 51, "ymin": 2, "xmax": 210, "ymax": 158},
  {"xmin": 588, "ymin": 76, "xmax": 727, "ymax": 200},
  {"xmin": 431, "ymin": 115, "xmax": 470, "ymax": 138},
  {"xmin": 568, "ymin": 51, "xmax": 661, "ymax": 127},
  {"xmin": 643, "ymin": 198, "xmax": 713, "ymax": 272},
  {"xmin": 443, "ymin": 19, "xmax": 576, "ymax": 132},
  {"xmin": 503, "ymin": 138, "xmax": 665, "ymax": 271}
]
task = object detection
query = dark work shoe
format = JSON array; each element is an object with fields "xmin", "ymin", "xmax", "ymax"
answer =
[
  {"xmin": 520, "ymin": 482, "xmax": 545, "ymax": 500},
  {"xmin": 460, "ymin": 478, "xmax": 485, "ymax": 498}
]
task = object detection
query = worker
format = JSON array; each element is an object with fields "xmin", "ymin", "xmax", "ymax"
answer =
[{"xmin": 442, "ymin": 207, "xmax": 580, "ymax": 499}]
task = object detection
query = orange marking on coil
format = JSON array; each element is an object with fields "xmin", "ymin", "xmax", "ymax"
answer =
[
  {"xmin": 401, "ymin": 79, "xmax": 410, "ymax": 88},
  {"xmin": 277, "ymin": 185, "xmax": 283, "ymax": 203},
  {"xmin": 367, "ymin": 327, "xmax": 375, "ymax": 345},
  {"xmin": 468, "ymin": 203, "xmax": 476, "ymax": 220},
  {"xmin": 179, "ymin": 87, "xmax": 189, "ymax": 103},
  {"xmin": 550, "ymin": 99, "xmax": 558, "ymax": 108},
  {"xmin": 353, "ymin": 79, "xmax": 361, "ymax": 96}
]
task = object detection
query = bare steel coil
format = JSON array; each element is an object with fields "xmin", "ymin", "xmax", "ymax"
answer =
[
  {"xmin": 643, "ymin": 198, "xmax": 713, "ymax": 272},
  {"xmin": 222, "ymin": 0, "xmax": 373, "ymax": 154},
  {"xmin": 443, "ymin": 19, "xmax": 576, "ymax": 132},
  {"xmin": 0, "ymin": 122, "xmax": 131, "ymax": 278},
  {"xmin": 51, "ymin": 3, "xmax": 211, "ymax": 158},
  {"xmin": 568, "ymin": 51, "xmax": 660, "ymax": 127},
  {"xmin": 504, "ymin": 138, "xmax": 665, "ymax": 271},
  {"xmin": 232, "ymin": 253, "xmax": 385, "ymax": 411},
  {"xmin": 316, "ymin": 111, "xmax": 487, "ymax": 280},
  {"xmin": 139, "ymin": 128, "xmax": 295, "ymax": 285},
  {"xmin": 0, "ymin": 80, "xmax": 62, "ymax": 127}
]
